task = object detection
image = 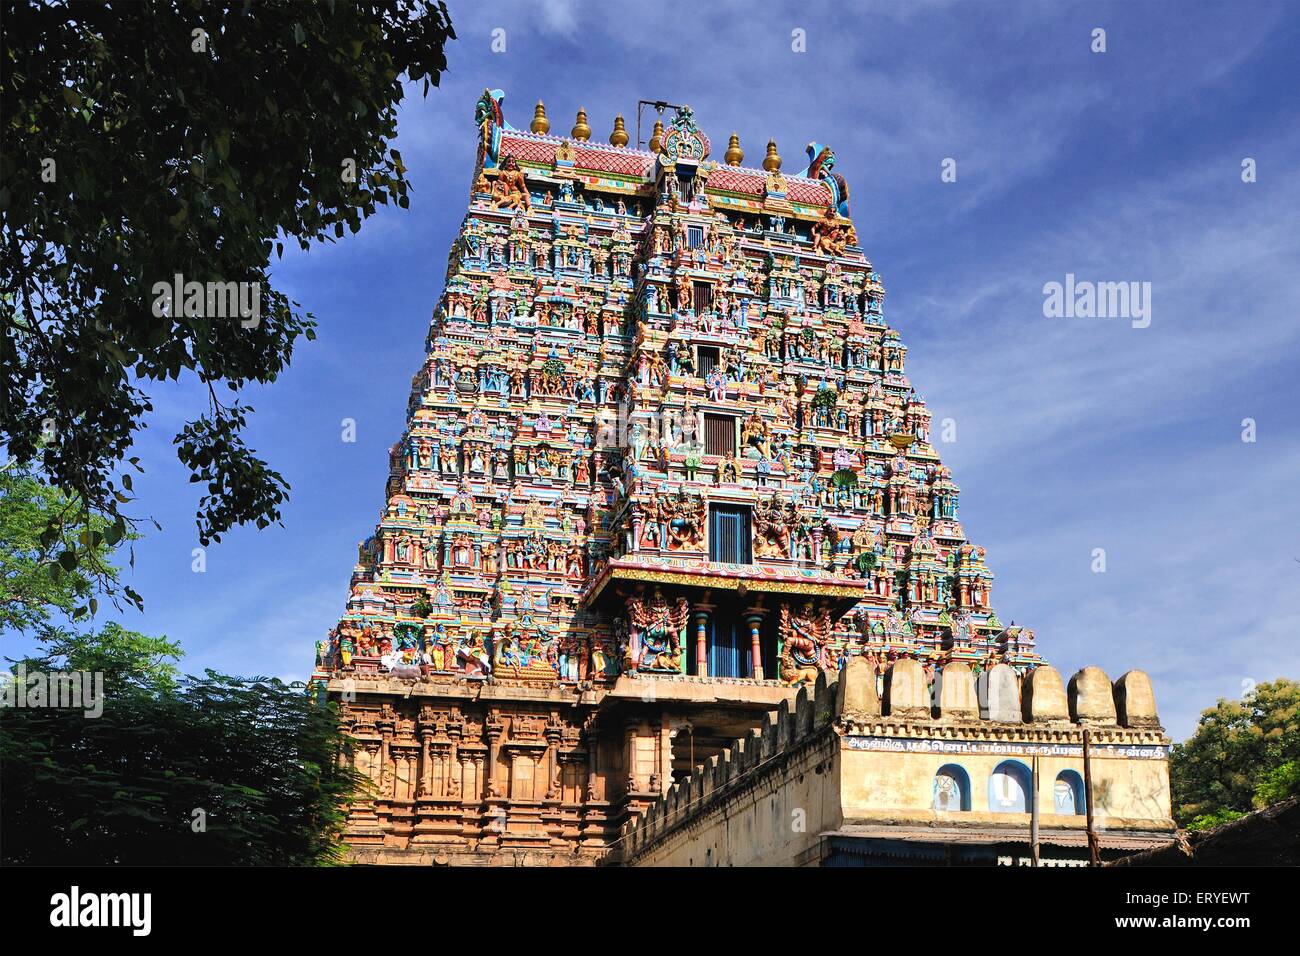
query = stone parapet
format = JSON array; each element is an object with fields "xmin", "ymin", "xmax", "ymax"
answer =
[{"xmin": 617, "ymin": 663, "xmax": 1173, "ymax": 865}]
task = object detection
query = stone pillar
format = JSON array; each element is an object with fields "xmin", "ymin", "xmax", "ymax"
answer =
[
  {"xmin": 417, "ymin": 727, "xmax": 433, "ymax": 798},
  {"xmin": 446, "ymin": 723, "xmax": 462, "ymax": 797},
  {"xmin": 649, "ymin": 721, "xmax": 664, "ymax": 793},
  {"xmin": 484, "ymin": 715, "xmax": 503, "ymax": 799},
  {"xmin": 693, "ymin": 598, "xmax": 713, "ymax": 677},
  {"xmin": 745, "ymin": 608, "xmax": 766, "ymax": 680},
  {"xmin": 460, "ymin": 754, "xmax": 475, "ymax": 801},
  {"xmin": 544, "ymin": 721, "xmax": 562, "ymax": 800},
  {"xmin": 624, "ymin": 718, "xmax": 641, "ymax": 794},
  {"xmin": 378, "ymin": 727, "xmax": 393, "ymax": 799},
  {"xmin": 468, "ymin": 754, "xmax": 483, "ymax": 803},
  {"xmin": 586, "ymin": 738, "xmax": 600, "ymax": 801}
]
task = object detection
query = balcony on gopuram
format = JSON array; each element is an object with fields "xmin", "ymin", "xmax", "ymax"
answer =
[{"xmin": 587, "ymin": 479, "xmax": 876, "ymax": 685}]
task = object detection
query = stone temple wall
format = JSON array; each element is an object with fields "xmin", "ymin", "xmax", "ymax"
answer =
[{"xmin": 617, "ymin": 662, "xmax": 1173, "ymax": 866}]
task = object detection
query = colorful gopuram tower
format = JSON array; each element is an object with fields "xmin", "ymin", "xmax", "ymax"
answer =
[{"xmin": 315, "ymin": 91, "xmax": 1056, "ymax": 865}]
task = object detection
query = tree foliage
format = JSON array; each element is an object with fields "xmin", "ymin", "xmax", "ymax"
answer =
[
  {"xmin": 1, "ymin": 674, "xmax": 364, "ymax": 865},
  {"xmin": 28, "ymin": 619, "xmax": 182, "ymax": 693},
  {"xmin": 1, "ymin": 0, "xmax": 456, "ymax": 582},
  {"xmin": 1170, "ymin": 678, "xmax": 1300, "ymax": 829},
  {"xmin": 0, "ymin": 463, "xmax": 135, "ymax": 626},
  {"xmin": 2, "ymin": 467, "xmax": 363, "ymax": 864},
  {"xmin": 3, "ymin": 625, "xmax": 365, "ymax": 865}
]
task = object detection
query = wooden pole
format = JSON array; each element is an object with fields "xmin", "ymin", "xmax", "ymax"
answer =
[
  {"xmin": 1030, "ymin": 754, "xmax": 1041, "ymax": 867},
  {"xmin": 1083, "ymin": 728, "xmax": 1101, "ymax": 865}
]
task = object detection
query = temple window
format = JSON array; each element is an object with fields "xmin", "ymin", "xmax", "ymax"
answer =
[
  {"xmin": 933, "ymin": 764, "xmax": 971, "ymax": 811},
  {"xmin": 988, "ymin": 760, "xmax": 1032, "ymax": 813},
  {"xmin": 708, "ymin": 503, "xmax": 752, "ymax": 564},
  {"xmin": 697, "ymin": 345, "xmax": 720, "ymax": 377},
  {"xmin": 687, "ymin": 225, "xmax": 704, "ymax": 248},
  {"xmin": 1054, "ymin": 770, "xmax": 1086, "ymax": 816},
  {"xmin": 707, "ymin": 618, "xmax": 750, "ymax": 678},
  {"xmin": 703, "ymin": 413, "xmax": 736, "ymax": 457},
  {"xmin": 693, "ymin": 281, "xmax": 713, "ymax": 314}
]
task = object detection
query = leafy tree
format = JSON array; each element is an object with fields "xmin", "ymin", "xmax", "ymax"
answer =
[
  {"xmin": 25, "ymin": 619, "xmax": 182, "ymax": 693},
  {"xmin": 1, "ymin": 470, "xmax": 363, "ymax": 864},
  {"xmin": 1254, "ymin": 760, "xmax": 1300, "ymax": 806},
  {"xmin": 0, "ymin": 462, "xmax": 138, "ymax": 626},
  {"xmin": 1, "ymin": 0, "xmax": 456, "ymax": 591},
  {"xmin": 1170, "ymin": 678, "xmax": 1300, "ymax": 829},
  {"xmin": 1, "ymin": 661, "xmax": 365, "ymax": 865}
]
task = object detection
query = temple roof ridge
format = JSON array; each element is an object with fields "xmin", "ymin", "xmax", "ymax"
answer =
[
  {"xmin": 482, "ymin": 90, "xmax": 850, "ymax": 201},
  {"xmin": 508, "ymin": 125, "xmax": 659, "ymax": 161}
]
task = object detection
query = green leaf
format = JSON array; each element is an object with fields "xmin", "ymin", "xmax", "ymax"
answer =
[{"xmin": 1, "ymin": 0, "xmax": 454, "ymax": 578}]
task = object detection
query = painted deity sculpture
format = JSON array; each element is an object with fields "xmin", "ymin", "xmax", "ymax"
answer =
[
  {"xmin": 778, "ymin": 601, "xmax": 834, "ymax": 685},
  {"xmin": 627, "ymin": 589, "xmax": 690, "ymax": 673},
  {"xmin": 490, "ymin": 154, "xmax": 531, "ymax": 211}
]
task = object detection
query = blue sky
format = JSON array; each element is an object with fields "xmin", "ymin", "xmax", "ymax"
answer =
[{"xmin": 18, "ymin": 0, "xmax": 1300, "ymax": 741}]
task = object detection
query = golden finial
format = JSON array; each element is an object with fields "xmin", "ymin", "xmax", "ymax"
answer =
[
  {"xmin": 571, "ymin": 108, "xmax": 591, "ymax": 142},
  {"xmin": 762, "ymin": 138, "xmax": 782, "ymax": 172},
  {"xmin": 648, "ymin": 118, "xmax": 665, "ymax": 154},
  {"xmin": 609, "ymin": 114, "xmax": 629, "ymax": 147},
  {"xmin": 530, "ymin": 100, "xmax": 550, "ymax": 134},
  {"xmin": 725, "ymin": 132, "xmax": 744, "ymax": 166}
]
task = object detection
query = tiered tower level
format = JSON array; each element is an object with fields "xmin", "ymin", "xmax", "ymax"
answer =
[{"xmin": 317, "ymin": 92, "xmax": 1047, "ymax": 865}]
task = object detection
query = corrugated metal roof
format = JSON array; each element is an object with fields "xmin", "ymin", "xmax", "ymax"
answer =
[{"xmin": 826, "ymin": 824, "xmax": 1172, "ymax": 851}]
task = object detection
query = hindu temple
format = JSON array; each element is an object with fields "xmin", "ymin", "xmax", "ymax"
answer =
[{"xmin": 313, "ymin": 91, "xmax": 1174, "ymax": 866}]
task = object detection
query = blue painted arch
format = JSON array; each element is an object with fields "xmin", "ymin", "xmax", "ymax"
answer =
[
  {"xmin": 988, "ymin": 759, "xmax": 1033, "ymax": 813},
  {"xmin": 933, "ymin": 763, "xmax": 971, "ymax": 812},
  {"xmin": 1054, "ymin": 769, "xmax": 1086, "ymax": 815}
]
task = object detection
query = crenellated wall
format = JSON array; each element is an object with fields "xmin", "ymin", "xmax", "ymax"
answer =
[
  {"xmin": 613, "ymin": 676, "xmax": 839, "ymax": 866},
  {"xmin": 616, "ymin": 662, "xmax": 1174, "ymax": 866}
]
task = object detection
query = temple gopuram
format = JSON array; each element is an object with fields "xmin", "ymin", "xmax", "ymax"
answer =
[{"xmin": 314, "ymin": 91, "xmax": 1174, "ymax": 866}]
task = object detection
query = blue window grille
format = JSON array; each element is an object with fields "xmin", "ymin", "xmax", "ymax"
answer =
[
  {"xmin": 709, "ymin": 504, "xmax": 751, "ymax": 564},
  {"xmin": 708, "ymin": 618, "xmax": 750, "ymax": 679}
]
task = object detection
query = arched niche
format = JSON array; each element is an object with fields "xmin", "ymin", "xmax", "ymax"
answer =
[
  {"xmin": 933, "ymin": 763, "xmax": 971, "ymax": 812},
  {"xmin": 1054, "ymin": 769, "xmax": 1086, "ymax": 816},
  {"xmin": 988, "ymin": 759, "xmax": 1032, "ymax": 813}
]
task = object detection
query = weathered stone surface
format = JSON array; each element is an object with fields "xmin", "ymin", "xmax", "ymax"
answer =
[
  {"xmin": 1022, "ymin": 665, "xmax": 1068, "ymax": 722},
  {"xmin": 982, "ymin": 663, "xmax": 1022, "ymax": 723},
  {"xmin": 813, "ymin": 671, "xmax": 834, "ymax": 728},
  {"xmin": 884, "ymin": 658, "xmax": 930, "ymax": 720},
  {"xmin": 837, "ymin": 656, "xmax": 881, "ymax": 717},
  {"xmin": 1113, "ymin": 670, "xmax": 1160, "ymax": 728},
  {"xmin": 1069, "ymin": 666, "xmax": 1117, "ymax": 724},
  {"xmin": 795, "ymin": 686, "xmax": 814, "ymax": 738},
  {"xmin": 938, "ymin": 661, "xmax": 978, "ymax": 718}
]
